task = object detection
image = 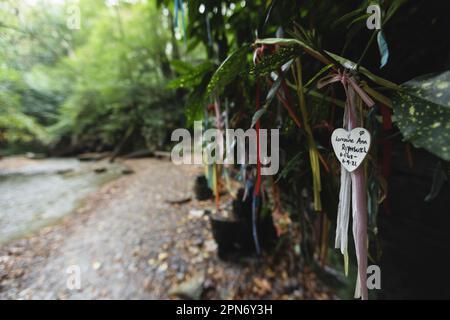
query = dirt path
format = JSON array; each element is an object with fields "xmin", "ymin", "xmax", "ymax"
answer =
[{"xmin": 0, "ymin": 158, "xmax": 334, "ymax": 300}]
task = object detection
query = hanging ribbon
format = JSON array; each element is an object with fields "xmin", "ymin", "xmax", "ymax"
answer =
[
  {"xmin": 250, "ymin": 46, "xmax": 268, "ymax": 255},
  {"xmin": 205, "ymin": 13, "xmax": 213, "ymax": 47},
  {"xmin": 317, "ymin": 70, "xmax": 375, "ymax": 108},
  {"xmin": 203, "ymin": 105, "xmax": 213, "ymax": 190},
  {"xmin": 222, "ymin": 99, "xmax": 233, "ymax": 196},
  {"xmin": 318, "ymin": 70, "xmax": 374, "ymax": 300},
  {"xmin": 173, "ymin": 0, "xmax": 186, "ymax": 44},
  {"xmin": 213, "ymin": 97, "xmax": 223, "ymax": 210},
  {"xmin": 252, "ymin": 79, "xmax": 262, "ymax": 255}
]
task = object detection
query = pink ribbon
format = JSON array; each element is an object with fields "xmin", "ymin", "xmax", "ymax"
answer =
[
  {"xmin": 319, "ymin": 70, "xmax": 371, "ymax": 300},
  {"xmin": 317, "ymin": 69, "xmax": 375, "ymax": 109}
]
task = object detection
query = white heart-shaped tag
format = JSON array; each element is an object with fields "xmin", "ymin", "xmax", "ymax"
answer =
[{"xmin": 331, "ymin": 127, "xmax": 371, "ymax": 172}]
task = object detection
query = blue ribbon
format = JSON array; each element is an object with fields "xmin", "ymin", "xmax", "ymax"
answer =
[
  {"xmin": 174, "ymin": 0, "xmax": 187, "ymax": 44},
  {"xmin": 252, "ymin": 193, "xmax": 262, "ymax": 255},
  {"xmin": 206, "ymin": 14, "xmax": 212, "ymax": 47}
]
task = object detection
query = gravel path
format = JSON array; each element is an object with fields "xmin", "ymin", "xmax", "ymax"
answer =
[
  {"xmin": 0, "ymin": 159, "xmax": 198, "ymax": 299},
  {"xmin": 0, "ymin": 158, "xmax": 334, "ymax": 300}
]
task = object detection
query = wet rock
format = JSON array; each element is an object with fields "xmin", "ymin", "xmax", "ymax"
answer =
[
  {"xmin": 56, "ymin": 169, "xmax": 74, "ymax": 175},
  {"xmin": 94, "ymin": 167, "xmax": 107, "ymax": 174},
  {"xmin": 121, "ymin": 168, "xmax": 134, "ymax": 175},
  {"xmin": 169, "ymin": 271, "xmax": 205, "ymax": 300},
  {"xmin": 124, "ymin": 149, "xmax": 154, "ymax": 159},
  {"xmin": 165, "ymin": 196, "xmax": 191, "ymax": 205},
  {"xmin": 78, "ymin": 152, "xmax": 109, "ymax": 162}
]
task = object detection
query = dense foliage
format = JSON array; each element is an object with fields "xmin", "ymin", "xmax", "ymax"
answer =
[
  {"xmin": 0, "ymin": 0, "xmax": 186, "ymax": 155},
  {"xmin": 157, "ymin": 0, "xmax": 450, "ymax": 297}
]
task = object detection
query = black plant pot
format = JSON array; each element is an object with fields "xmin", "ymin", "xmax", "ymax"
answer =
[
  {"xmin": 194, "ymin": 174, "xmax": 213, "ymax": 200},
  {"xmin": 232, "ymin": 188, "xmax": 252, "ymax": 221},
  {"xmin": 210, "ymin": 188, "xmax": 277, "ymax": 260},
  {"xmin": 209, "ymin": 215, "xmax": 255, "ymax": 260}
]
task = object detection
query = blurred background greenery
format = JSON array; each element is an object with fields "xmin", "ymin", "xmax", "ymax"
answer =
[{"xmin": 1, "ymin": 0, "xmax": 190, "ymax": 155}]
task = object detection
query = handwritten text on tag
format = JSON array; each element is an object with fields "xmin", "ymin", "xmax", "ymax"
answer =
[{"xmin": 331, "ymin": 128, "xmax": 371, "ymax": 172}]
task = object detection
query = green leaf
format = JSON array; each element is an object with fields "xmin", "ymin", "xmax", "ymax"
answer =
[
  {"xmin": 265, "ymin": 73, "xmax": 284, "ymax": 103},
  {"xmin": 332, "ymin": 7, "xmax": 364, "ymax": 29},
  {"xmin": 168, "ymin": 62, "xmax": 214, "ymax": 89},
  {"xmin": 275, "ymin": 151, "xmax": 305, "ymax": 183},
  {"xmin": 255, "ymin": 38, "xmax": 302, "ymax": 46},
  {"xmin": 346, "ymin": 13, "xmax": 371, "ymax": 29},
  {"xmin": 206, "ymin": 45, "xmax": 250, "ymax": 96},
  {"xmin": 251, "ymin": 60, "xmax": 296, "ymax": 129},
  {"xmin": 185, "ymin": 70, "xmax": 214, "ymax": 126},
  {"xmin": 170, "ymin": 59, "xmax": 196, "ymax": 74},
  {"xmin": 0, "ymin": 106, "xmax": 49, "ymax": 143},
  {"xmin": 392, "ymin": 71, "xmax": 450, "ymax": 161},
  {"xmin": 251, "ymin": 46, "xmax": 297, "ymax": 77},
  {"xmin": 251, "ymin": 108, "xmax": 266, "ymax": 128},
  {"xmin": 304, "ymin": 64, "xmax": 334, "ymax": 89},
  {"xmin": 185, "ymin": 91, "xmax": 204, "ymax": 126},
  {"xmin": 256, "ymin": 38, "xmax": 400, "ymax": 90},
  {"xmin": 259, "ymin": 0, "xmax": 279, "ymax": 36}
]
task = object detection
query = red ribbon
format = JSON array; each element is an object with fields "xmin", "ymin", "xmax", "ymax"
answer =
[{"xmin": 254, "ymin": 79, "xmax": 262, "ymax": 197}]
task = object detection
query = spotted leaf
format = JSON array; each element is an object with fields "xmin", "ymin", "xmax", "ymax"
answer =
[
  {"xmin": 392, "ymin": 71, "xmax": 450, "ymax": 161},
  {"xmin": 206, "ymin": 45, "xmax": 250, "ymax": 96}
]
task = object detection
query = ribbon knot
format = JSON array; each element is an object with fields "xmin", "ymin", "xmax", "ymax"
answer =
[{"xmin": 317, "ymin": 69, "xmax": 375, "ymax": 108}]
